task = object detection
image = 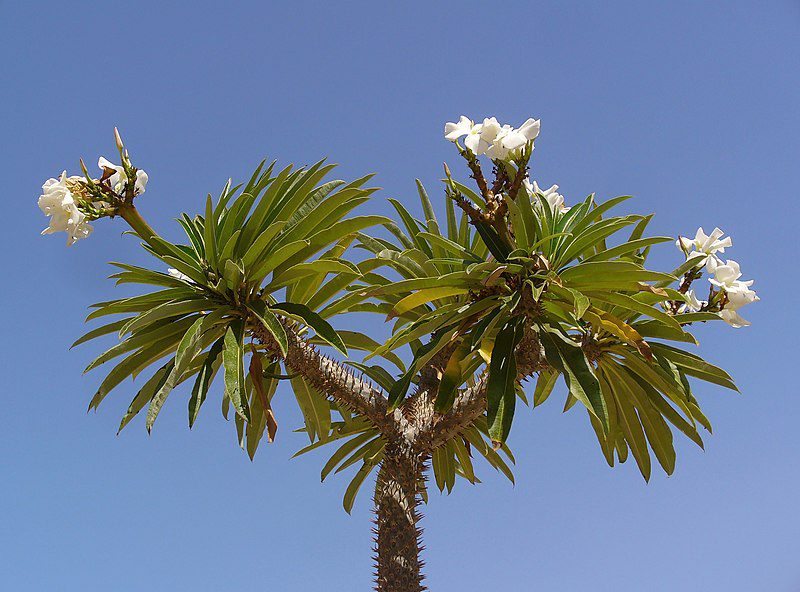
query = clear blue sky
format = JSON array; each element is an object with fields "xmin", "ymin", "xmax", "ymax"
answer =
[{"xmin": 2, "ymin": 2, "xmax": 798, "ymax": 590}]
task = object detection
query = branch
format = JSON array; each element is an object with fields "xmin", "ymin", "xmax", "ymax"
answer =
[
  {"xmin": 507, "ymin": 159, "xmax": 529, "ymax": 201},
  {"xmin": 118, "ymin": 204, "xmax": 163, "ymax": 251},
  {"xmin": 426, "ymin": 324, "xmax": 547, "ymax": 450},
  {"xmin": 490, "ymin": 161, "xmax": 510, "ymax": 196},
  {"xmin": 251, "ymin": 320, "xmax": 393, "ymax": 432},
  {"xmin": 461, "ymin": 149, "xmax": 491, "ymax": 201},
  {"xmin": 114, "ymin": 206, "xmax": 394, "ymax": 433},
  {"xmin": 398, "ymin": 343, "xmax": 458, "ymax": 446}
]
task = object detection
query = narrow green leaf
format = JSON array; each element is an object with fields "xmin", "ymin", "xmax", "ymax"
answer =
[
  {"xmin": 486, "ymin": 317, "xmax": 525, "ymax": 444},
  {"xmin": 188, "ymin": 337, "xmax": 224, "ymax": 428},
  {"xmin": 223, "ymin": 320, "xmax": 249, "ymax": 421},
  {"xmin": 117, "ymin": 361, "xmax": 174, "ymax": 434},
  {"xmin": 271, "ymin": 302, "xmax": 347, "ymax": 356},
  {"xmin": 540, "ymin": 327, "xmax": 608, "ymax": 430},
  {"xmin": 246, "ymin": 301, "xmax": 288, "ymax": 356},
  {"xmin": 343, "ymin": 462, "xmax": 377, "ymax": 514}
]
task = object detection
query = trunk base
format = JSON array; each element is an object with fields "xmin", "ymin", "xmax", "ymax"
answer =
[{"xmin": 373, "ymin": 441, "xmax": 426, "ymax": 592}]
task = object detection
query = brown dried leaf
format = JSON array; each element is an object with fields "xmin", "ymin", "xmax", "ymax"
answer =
[{"xmin": 637, "ymin": 282, "xmax": 669, "ymax": 297}]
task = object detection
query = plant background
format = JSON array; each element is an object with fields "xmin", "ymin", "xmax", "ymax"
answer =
[{"xmin": 2, "ymin": 1, "xmax": 797, "ymax": 590}]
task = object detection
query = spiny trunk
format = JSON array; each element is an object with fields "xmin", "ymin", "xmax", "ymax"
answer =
[
  {"xmin": 251, "ymin": 320, "xmax": 390, "ymax": 430},
  {"xmin": 373, "ymin": 439, "xmax": 427, "ymax": 592}
]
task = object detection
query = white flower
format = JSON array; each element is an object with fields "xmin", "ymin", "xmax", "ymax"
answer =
[
  {"xmin": 725, "ymin": 285, "xmax": 759, "ymax": 309},
  {"xmin": 719, "ymin": 284, "xmax": 759, "ymax": 328},
  {"xmin": 445, "ymin": 115, "xmax": 541, "ymax": 160},
  {"xmin": 444, "ymin": 116, "xmax": 501, "ymax": 155},
  {"xmin": 168, "ymin": 268, "xmax": 191, "ymax": 282},
  {"xmin": 484, "ymin": 124, "xmax": 515, "ymax": 160},
  {"xmin": 38, "ymin": 171, "xmax": 93, "ymax": 246},
  {"xmin": 704, "ymin": 258, "xmax": 758, "ymax": 327},
  {"xmin": 500, "ymin": 118, "xmax": 540, "ymax": 152},
  {"xmin": 98, "ymin": 156, "xmax": 148, "ymax": 195},
  {"xmin": 524, "ymin": 179, "xmax": 569, "ymax": 213},
  {"xmin": 706, "ymin": 258, "xmax": 753, "ymax": 290},
  {"xmin": 719, "ymin": 309, "xmax": 750, "ymax": 328},
  {"xmin": 134, "ymin": 169, "xmax": 148, "ymax": 194},
  {"xmin": 485, "ymin": 118, "xmax": 540, "ymax": 161},
  {"xmin": 98, "ymin": 156, "xmax": 124, "ymax": 185},
  {"xmin": 676, "ymin": 227, "xmax": 732, "ymax": 264},
  {"xmin": 444, "ymin": 116, "xmax": 472, "ymax": 141},
  {"xmin": 678, "ymin": 289, "xmax": 706, "ymax": 313}
]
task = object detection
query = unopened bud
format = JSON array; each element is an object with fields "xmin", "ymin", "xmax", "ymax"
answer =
[{"xmin": 114, "ymin": 127, "xmax": 124, "ymax": 151}]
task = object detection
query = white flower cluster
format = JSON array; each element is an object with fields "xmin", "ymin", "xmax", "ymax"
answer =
[
  {"xmin": 444, "ymin": 116, "xmax": 540, "ymax": 160},
  {"xmin": 37, "ymin": 172, "xmax": 94, "ymax": 245},
  {"xmin": 523, "ymin": 179, "xmax": 569, "ymax": 213},
  {"xmin": 677, "ymin": 227, "xmax": 759, "ymax": 328},
  {"xmin": 39, "ymin": 155, "xmax": 149, "ymax": 246},
  {"xmin": 98, "ymin": 157, "xmax": 148, "ymax": 196}
]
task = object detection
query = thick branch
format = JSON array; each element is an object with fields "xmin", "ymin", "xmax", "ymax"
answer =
[
  {"xmin": 427, "ymin": 324, "xmax": 547, "ymax": 450},
  {"xmin": 252, "ymin": 320, "xmax": 392, "ymax": 432},
  {"xmin": 399, "ymin": 345, "xmax": 456, "ymax": 448}
]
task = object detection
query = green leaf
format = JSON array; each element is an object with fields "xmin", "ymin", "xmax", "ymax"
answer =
[
  {"xmin": 240, "ymin": 219, "xmax": 287, "ymax": 269},
  {"xmin": 540, "ymin": 327, "xmax": 608, "ymax": 430},
  {"xmin": 88, "ymin": 335, "xmax": 183, "ymax": 411},
  {"xmin": 658, "ymin": 254, "xmax": 707, "ymax": 287},
  {"xmin": 585, "ymin": 291, "xmax": 683, "ymax": 332},
  {"xmin": 321, "ymin": 331, "xmax": 404, "ymax": 371},
  {"xmin": 188, "ymin": 337, "xmax": 224, "ymax": 428},
  {"xmin": 604, "ymin": 361, "xmax": 675, "ymax": 475},
  {"xmin": 603, "ymin": 370, "xmax": 651, "ymax": 481},
  {"xmin": 391, "ymin": 287, "xmax": 469, "ymax": 317},
  {"xmin": 321, "ymin": 432, "xmax": 376, "ymax": 481},
  {"xmin": 145, "ymin": 315, "xmax": 213, "ymax": 432},
  {"xmin": 84, "ymin": 316, "xmax": 197, "ymax": 373},
  {"xmin": 117, "ymin": 361, "xmax": 174, "ymax": 434},
  {"xmin": 271, "ymin": 302, "xmax": 347, "ymax": 356},
  {"xmin": 474, "ymin": 221, "xmax": 510, "ymax": 262},
  {"xmin": 71, "ymin": 318, "xmax": 129, "ymax": 349},
  {"xmin": 649, "ymin": 343, "xmax": 738, "ymax": 391},
  {"xmin": 533, "ymin": 369, "xmax": 559, "ymax": 407},
  {"xmin": 246, "ymin": 301, "xmax": 288, "ymax": 356},
  {"xmin": 289, "ymin": 376, "xmax": 331, "ymax": 443},
  {"xmin": 582, "ymin": 237, "xmax": 672, "ymax": 263},
  {"xmin": 222, "ymin": 320, "xmax": 249, "ymax": 421},
  {"xmin": 249, "ymin": 239, "xmax": 310, "ymax": 281},
  {"xmin": 343, "ymin": 462, "xmax": 377, "ymax": 514},
  {"xmin": 120, "ymin": 299, "xmax": 210, "ymax": 336},
  {"xmin": 387, "ymin": 335, "xmax": 443, "ymax": 409},
  {"xmin": 417, "ymin": 232, "xmax": 481, "ymax": 262},
  {"xmin": 560, "ymin": 261, "xmax": 675, "ymax": 286},
  {"xmin": 486, "ymin": 317, "xmax": 525, "ymax": 444},
  {"xmin": 435, "ymin": 340, "xmax": 472, "ymax": 412},
  {"xmin": 173, "ymin": 316, "xmax": 209, "ymax": 373},
  {"xmin": 203, "ymin": 195, "xmax": 218, "ymax": 268}
]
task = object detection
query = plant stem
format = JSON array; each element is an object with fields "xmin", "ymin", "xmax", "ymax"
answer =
[
  {"xmin": 118, "ymin": 205, "xmax": 161, "ymax": 250},
  {"xmin": 373, "ymin": 440, "xmax": 427, "ymax": 592}
]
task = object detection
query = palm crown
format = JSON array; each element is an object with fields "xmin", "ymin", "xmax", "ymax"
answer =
[{"xmin": 40, "ymin": 118, "xmax": 757, "ymax": 591}]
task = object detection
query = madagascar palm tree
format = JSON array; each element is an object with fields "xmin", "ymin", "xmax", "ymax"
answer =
[{"xmin": 38, "ymin": 119, "xmax": 756, "ymax": 591}]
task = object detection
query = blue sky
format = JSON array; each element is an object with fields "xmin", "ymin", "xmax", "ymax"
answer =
[{"xmin": 2, "ymin": 2, "xmax": 798, "ymax": 590}]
